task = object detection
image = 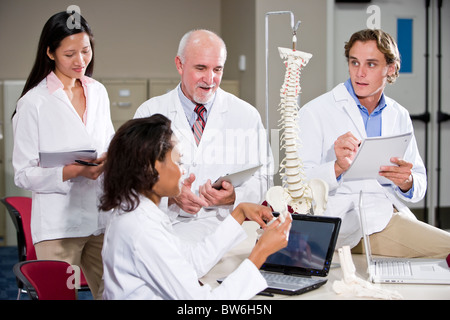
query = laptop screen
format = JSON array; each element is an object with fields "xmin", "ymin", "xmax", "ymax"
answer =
[{"xmin": 261, "ymin": 214, "xmax": 341, "ymax": 277}]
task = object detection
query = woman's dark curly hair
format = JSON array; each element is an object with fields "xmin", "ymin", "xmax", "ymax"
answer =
[{"xmin": 99, "ymin": 114, "xmax": 173, "ymax": 213}]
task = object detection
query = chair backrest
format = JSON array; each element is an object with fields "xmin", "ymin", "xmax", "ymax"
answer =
[
  {"xmin": 13, "ymin": 260, "xmax": 77, "ymax": 300},
  {"xmin": 2, "ymin": 196, "xmax": 90, "ymax": 292},
  {"xmin": 1, "ymin": 197, "xmax": 36, "ymax": 261}
]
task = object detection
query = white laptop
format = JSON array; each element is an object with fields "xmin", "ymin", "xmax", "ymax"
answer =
[
  {"xmin": 255, "ymin": 213, "xmax": 341, "ymax": 295},
  {"xmin": 359, "ymin": 191, "xmax": 450, "ymax": 284}
]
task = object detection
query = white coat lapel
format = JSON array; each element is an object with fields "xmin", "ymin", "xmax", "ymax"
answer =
[
  {"xmin": 52, "ymin": 89, "xmax": 89, "ymax": 135},
  {"xmin": 198, "ymin": 89, "xmax": 227, "ymax": 148},
  {"xmin": 84, "ymin": 83, "xmax": 100, "ymax": 132},
  {"xmin": 169, "ymin": 90, "xmax": 197, "ymax": 148},
  {"xmin": 53, "ymin": 89, "xmax": 78, "ymax": 115},
  {"xmin": 332, "ymin": 84, "xmax": 366, "ymax": 138},
  {"xmin": 192, "ymin": 90, "xmax": 228, "ymax": 169},
  {"xmin": 381, "ymin": 99, "xmax": 399, "ymax": 136}
]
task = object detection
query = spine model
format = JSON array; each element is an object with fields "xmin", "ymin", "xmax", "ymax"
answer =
[
  {"xmin": 266, "ymin": 47, "xmax": 328, "ymax": 217},
  {"xmin": 278, "ymin": 47, "xmax": 313, "ymax": 214}
]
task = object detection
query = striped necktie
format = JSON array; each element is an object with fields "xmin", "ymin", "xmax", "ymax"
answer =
[{"xmin": 192, "ymin": 104, "xmax": 206, "ymax": 145}]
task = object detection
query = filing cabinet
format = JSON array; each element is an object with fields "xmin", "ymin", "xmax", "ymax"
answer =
[
  {"xmin": 101, "ymin": 79, "xmax": 148, "ymax": 131},
  {"xmin": 149, "ymin": 78, "xmax": 179, "ymax": 98},
  {"xmin": 219, "ymin": 80, "xmax": 240, "ymax": 97}
]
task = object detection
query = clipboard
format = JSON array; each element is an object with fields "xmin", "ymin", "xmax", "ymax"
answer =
[
  {"xmin": 39, "ymin": 149, "xmax": 97, "ymax": 168},
  {"xmin": 342, "ymin": 132, "xmax": 413, "ymax": 184}
]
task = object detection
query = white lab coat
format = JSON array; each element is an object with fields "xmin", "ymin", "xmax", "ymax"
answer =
[
  {"xmin": 12, "ymin": 73, "xmax": 115, "ymax": 244},
  {"xmin": 102, "ymin": 196, "xmax": 267, "ymax": 300},
  {"xmin": 297, "ymin": 83, "xmax": 427, "ymax": 248},
  {"xmin": 134, "ymin": 86, "xmax": 273, "ymax": 240}
]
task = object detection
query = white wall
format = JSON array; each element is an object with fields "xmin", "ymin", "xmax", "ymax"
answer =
[{"xmin": 0, "ymin": 0, "xmax": 222, "ymax": 80}]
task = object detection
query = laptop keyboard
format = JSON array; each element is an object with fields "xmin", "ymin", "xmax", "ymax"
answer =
[
  {"xmin": 262, "ymin": 272, "xmax": 321, "ymax": 287},
  {"xmin": 375, "ymin": 260, "xmax": 412, "ymax": 277}
]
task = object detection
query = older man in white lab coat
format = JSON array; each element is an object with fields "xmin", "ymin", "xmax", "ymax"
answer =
[
  {"xmin": 297, "ymin": 29, "xmax": 450, "ymax": 258},
  {"xmin": 134, "ymin": 30, "xmax": 272, "ymax": 242}
]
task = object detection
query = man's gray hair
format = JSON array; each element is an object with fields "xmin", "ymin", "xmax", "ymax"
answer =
[{"xmin": 177, "ymin": 29, "xmax": 227, "ymax": 63}]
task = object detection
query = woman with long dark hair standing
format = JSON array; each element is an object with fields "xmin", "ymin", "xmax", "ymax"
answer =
[{"xmin": 12, "ymin": 11, "xmax": 114, "ymax": 299}]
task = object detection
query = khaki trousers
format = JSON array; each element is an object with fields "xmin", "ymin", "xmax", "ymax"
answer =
[
  {"xmin": 352, "ymin": 211, "xmax": 450, "ymax": 259},
  {"xmin": 35, "ymin": 234, "xmax": 104, "ymax": 300}
]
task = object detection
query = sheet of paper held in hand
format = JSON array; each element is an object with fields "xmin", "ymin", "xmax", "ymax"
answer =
[
  {"xmin": 343, "ymin": 132, "xmax": 412, "ymax": 184},
  {"xmin": 39, "ymin": 149, "xmax": 97, "ymax": 168}
]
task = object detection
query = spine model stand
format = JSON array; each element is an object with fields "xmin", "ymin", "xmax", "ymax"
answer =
[{"xmin": 265, "ymin": 31, "xmax": 328, "ymax": 222}]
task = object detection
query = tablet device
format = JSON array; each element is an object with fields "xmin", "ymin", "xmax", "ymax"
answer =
[{"xmin": 211, "ymin": 164, "xmax": 263, "ymax": 189}]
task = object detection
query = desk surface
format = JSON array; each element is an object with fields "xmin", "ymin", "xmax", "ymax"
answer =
[{"xmin": 200, "ymin": 221, "xmax": 450, "ymax": 300}]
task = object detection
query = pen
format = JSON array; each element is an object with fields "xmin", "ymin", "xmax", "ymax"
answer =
[{"xmin": 75, "ymin": 160, "xmax": 99, "ymax": 166}]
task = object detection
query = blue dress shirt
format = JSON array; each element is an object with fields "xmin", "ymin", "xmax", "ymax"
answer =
[{"xmin": 344, "ymin": 79, "xmax": 386, "ymax": 137}]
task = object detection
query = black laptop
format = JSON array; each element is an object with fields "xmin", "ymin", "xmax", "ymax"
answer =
[{"xmin": 258, "ymin": 213, "xmax": 341, "ymax": 295}]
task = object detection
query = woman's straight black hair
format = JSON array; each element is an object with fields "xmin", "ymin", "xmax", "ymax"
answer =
[{"xmin": 12, "ymin": 11, "xmax": 94, "ymax": 118}]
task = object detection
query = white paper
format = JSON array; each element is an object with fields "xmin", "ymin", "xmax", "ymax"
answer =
[
  {"xmin": 39, "ymin": 149, "xmax": 97, "ymax": 168},
  {"xmin": 343, "ymin": 132, "xmax": 412, "ymax": 184}
]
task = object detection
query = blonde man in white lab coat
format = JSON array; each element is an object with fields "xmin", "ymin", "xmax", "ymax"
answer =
[
  {"xmin": 134, "ymin": 30, "xmax": 272, "ymax": 242},
  {"xmin": 297, "ymin": 29, "xmax": 450, "ymax": 258}
]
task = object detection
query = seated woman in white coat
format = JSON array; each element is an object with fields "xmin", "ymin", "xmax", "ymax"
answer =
[{"xmin": 100, "ymin": 115, "xmax": 291, "ymax": 300}]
